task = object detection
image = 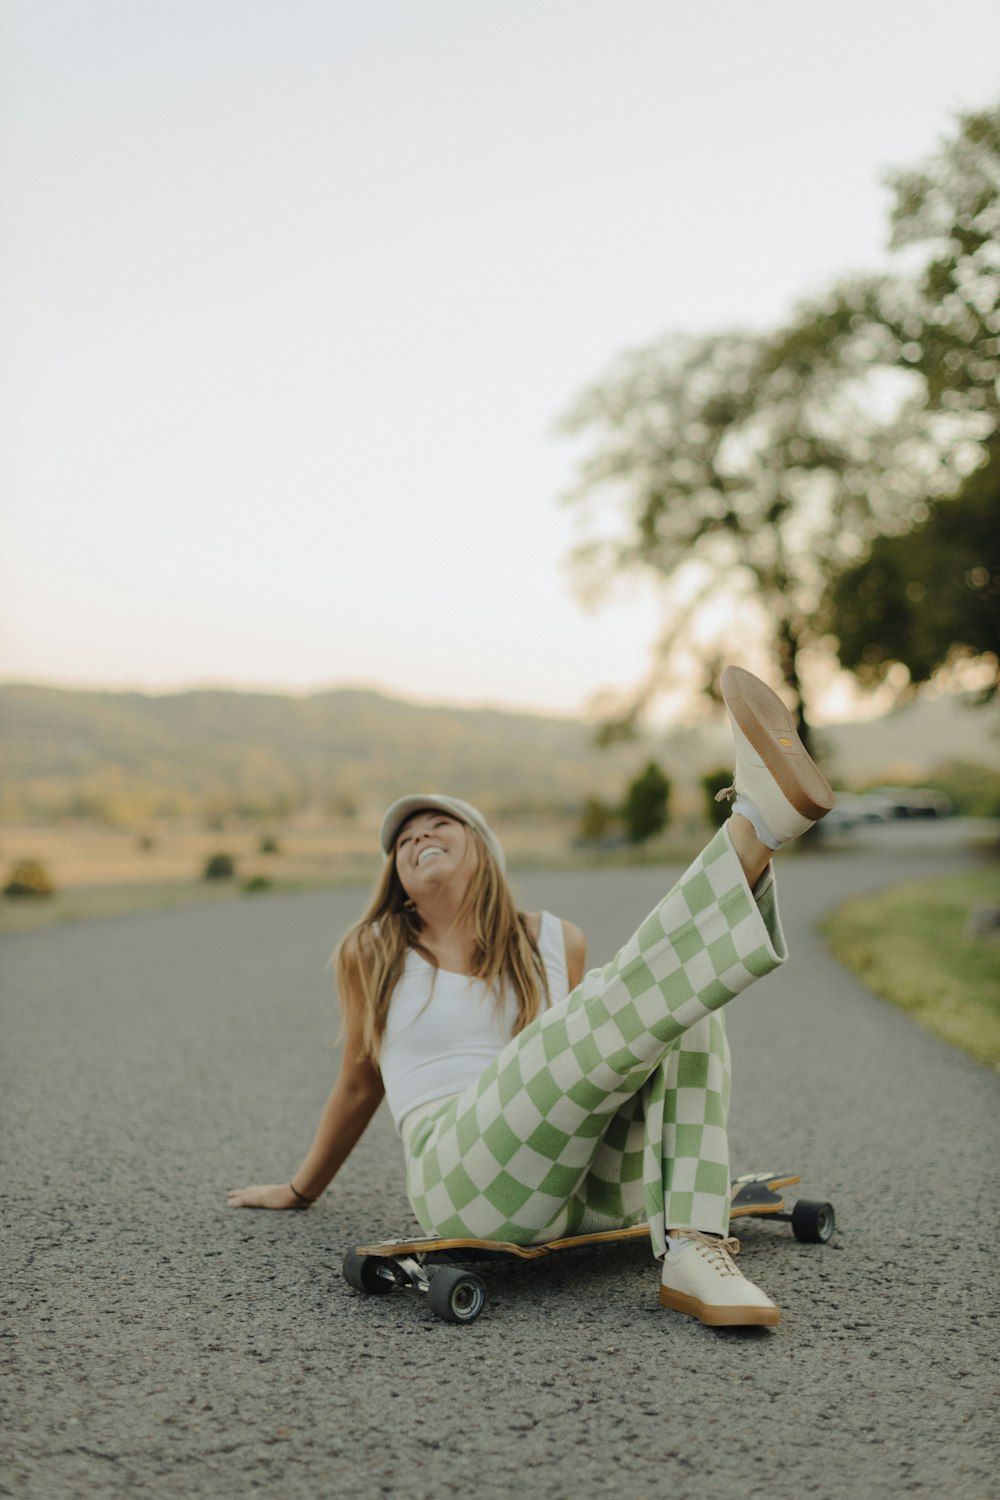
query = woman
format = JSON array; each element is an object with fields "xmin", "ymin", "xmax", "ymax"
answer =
[{"xmin": 228, "ymin": 667, "xmax": 835, "ymax": 1328}]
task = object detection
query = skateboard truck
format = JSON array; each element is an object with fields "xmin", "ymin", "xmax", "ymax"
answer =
[
  {"xmin": 730, "ymin": 1171, "xmax": 836, "ymax": 1244},
  {"xmin": 343, "ymin": 1249, "xmax": 488, "ymax": 1323}
]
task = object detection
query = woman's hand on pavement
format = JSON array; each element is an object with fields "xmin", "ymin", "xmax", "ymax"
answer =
[{"xmin": 226, "ymin": 1183, "xmax": 305, "ymax": 1210}]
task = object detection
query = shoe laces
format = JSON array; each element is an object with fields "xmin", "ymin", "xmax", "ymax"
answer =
[{"xmin": 676, "ymin": 1231, "xmax": 743, "ymax": 1278}]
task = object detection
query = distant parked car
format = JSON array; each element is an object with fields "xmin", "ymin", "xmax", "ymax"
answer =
[
  {"xmin": 821, "ymin": 793, "xmax": 895, "ymax": 833},
  {"xmin": 868, "ymin": 787, "xmax": 954, "ymax": 819}
]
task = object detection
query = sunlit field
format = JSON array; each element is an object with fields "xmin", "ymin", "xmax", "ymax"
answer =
[
  {"xmin": 1, "ymin": 814, "xmax": 389, "ymax": 889},
  {"xmin": 0, "ymin": 808, "xmax": 726, "ymax": 934},
  {"xmin": 0, "ymin": 813, "xmax": 582, "ymax": 931}
]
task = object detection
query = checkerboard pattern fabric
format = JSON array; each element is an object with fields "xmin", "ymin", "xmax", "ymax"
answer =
[{"xmin": 402, "ymin": 825, "xmax": 787, "ymax": 1258}]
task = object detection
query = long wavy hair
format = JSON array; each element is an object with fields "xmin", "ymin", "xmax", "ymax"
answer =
[{"xmin": 334, "ymin": 823, "xmax": 550, "ymax": 1063}]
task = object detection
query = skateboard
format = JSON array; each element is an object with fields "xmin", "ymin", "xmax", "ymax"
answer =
[{"xmin": 342, "ymin": 1171, "xmax": 835, "ymax": 1323}]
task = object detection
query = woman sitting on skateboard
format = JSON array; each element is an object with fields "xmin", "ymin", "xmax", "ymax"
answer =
[{"xmin": 228, "ymin": 667, "xmax": 834, "ymax": 1328}]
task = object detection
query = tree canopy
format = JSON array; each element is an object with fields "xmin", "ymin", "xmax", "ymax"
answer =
[
  {"xmin": 621, "ymin": 761, "xmax": 671, "ymax": 844},
  {"xmin": 826, "ymin": 435, "xmax": 999, "ymax": 694},
  {"xmin": 559, "ymin": 106, "xmax": 1000, "ymax": 731}
]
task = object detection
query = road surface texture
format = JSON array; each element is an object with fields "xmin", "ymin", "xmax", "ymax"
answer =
[{"xmin": 3, "ymin": 821, "xmax": 998, "ymax": 1499}]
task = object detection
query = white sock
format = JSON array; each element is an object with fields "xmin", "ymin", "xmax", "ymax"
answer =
[{"xmin": 731, "ymin": 794, "xmax": 781, "ymax": 850}]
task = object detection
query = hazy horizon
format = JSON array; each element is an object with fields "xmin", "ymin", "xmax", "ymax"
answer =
[{"xmin": 3, "ymin": 665, "xmax": 995, "ymax": 736}]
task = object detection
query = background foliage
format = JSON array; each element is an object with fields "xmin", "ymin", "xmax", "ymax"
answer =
[{"xmin": 560, "ymin": 107, "xmax": 1000, "ymax": 739}]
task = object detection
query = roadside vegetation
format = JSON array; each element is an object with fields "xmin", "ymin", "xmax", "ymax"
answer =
[
  {"xmin": 822, "ymin": 867, "xmax": 1000, "ymax": 1073},
  {"xmin": 559, "ymin": 108, "xmax": 999, "ymax": 745}
]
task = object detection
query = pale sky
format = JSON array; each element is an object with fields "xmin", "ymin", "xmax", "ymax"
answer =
[{"xmin": 2, "ymin": 0, "xmax": 998, "ymax": 721}]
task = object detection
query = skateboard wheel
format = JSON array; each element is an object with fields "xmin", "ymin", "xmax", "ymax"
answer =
[
  {"xmin": 791, "ymin": 1199, "xmax": 835, "ymax": 1244},
  {"xmin": 427, "ymin": 1267, "xmax": 486, "ymax": 1324},
  {"xmin": 342, "ymin": 1250, "xmax": 395, "ymax": 1295}
]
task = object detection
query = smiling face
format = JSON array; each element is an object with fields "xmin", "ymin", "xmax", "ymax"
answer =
[{"xmin": 394, "ymin": 810, "xmax": 475, "ymax": 902}]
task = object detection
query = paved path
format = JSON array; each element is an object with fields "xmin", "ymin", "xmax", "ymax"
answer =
[{"xmin": 3, "ymin": 823, "xmax": 998, "ymax": 1499}]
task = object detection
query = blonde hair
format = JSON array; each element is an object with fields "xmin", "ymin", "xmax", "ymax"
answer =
[{"xmin": 335, "ymin": 823, "xmax": 549, "ymax": 1063}]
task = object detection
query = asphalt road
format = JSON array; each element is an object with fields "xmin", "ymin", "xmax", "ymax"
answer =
[{"xmin": 3, "ymin": 821, "xmax": 998, "ymax": 1500}]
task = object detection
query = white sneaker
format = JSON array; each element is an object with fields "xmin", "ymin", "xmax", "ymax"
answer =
[
  {"xmin": 659, "ymin": 1231, "xmax": 780, "ymax": 1327},
  {"xmin": 716, "ymin": 666, "xmax": 835, "ymax": 847}
]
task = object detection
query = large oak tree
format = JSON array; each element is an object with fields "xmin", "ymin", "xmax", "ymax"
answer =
[{"xmin": 559, "ymin": 107, "xmax": 1000, "ymax": 734}]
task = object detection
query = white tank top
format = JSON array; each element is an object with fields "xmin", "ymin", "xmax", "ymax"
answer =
[{"xmin": 379, "ymin": 911, "xmax": 570, "ymax": 1130}]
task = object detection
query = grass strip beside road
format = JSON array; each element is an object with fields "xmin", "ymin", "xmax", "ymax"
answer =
[{"xmin": 822, "ymin": 867, "xmax": 1000, "ymax": 1073}]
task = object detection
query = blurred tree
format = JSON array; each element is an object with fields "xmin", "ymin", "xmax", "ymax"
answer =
[
  {"xmin": 776, "ymin": 106, "xmax": 999, "ymax": 432},
  {"xmin": 768, "ymin": 107, "xmax": 999, "ymax": 694},
  {"xmin": 622, "ymin": 762, "xmax": 671, "ymax": 844},
  {"xmin": 559, "ymin": 324, "xmax": 904, "ymax": 750},
  {"xmin": 825, "ymin": 437, "xmax": 999, "ymax": 694},
  {"xmin": 925, "ymin": 760, "xmax": 1000, "ymax": 818},
  {"xmin": 885, "ymin": 106, "xmax": 999, "ymax": 427},
  {"xmin": 559, "ymin": 106, "xmax": 999, "ymax": 736},
  {"xmin": 702, "ymin": 769, "xmax": 735, "ymax": 829}
]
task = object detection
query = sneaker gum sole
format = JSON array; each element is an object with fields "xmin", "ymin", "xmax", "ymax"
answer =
[
  {"xmin": 659, "ymin": 1285, "xmax": 781, "ymax": 1328},
  {"xmin": 720, "ymin": 666, "xmax": 834, "ymax": 823}
]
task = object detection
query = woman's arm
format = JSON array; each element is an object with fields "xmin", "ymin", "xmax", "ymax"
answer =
[{"xmin": 226, "ymin": 940, "xmax": 385, "ymax": 1210}]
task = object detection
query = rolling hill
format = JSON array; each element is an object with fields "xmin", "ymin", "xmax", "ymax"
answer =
[
  {"xmin": 2, "ymin": 681, "xmax": 996, "ymax": 825},
  {"xmin": 0, "ymin": 683, "xmax": 653, "ymax": 822}
]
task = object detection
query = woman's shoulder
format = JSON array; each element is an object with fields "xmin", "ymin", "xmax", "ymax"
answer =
[
  {"xmin": 528, "ymin": 910, "xmax": 585, "ymax": 971},
  {"xmin": 558, "ymin": 916, "xmax": 586, "ymax": 973},
  {"xmin": 540, "ymin": 912, "xmax": 586, "ymax": 990},
  {"xmin": 524, "ymin": 907, "xmax": 583, "ymax": 937}
]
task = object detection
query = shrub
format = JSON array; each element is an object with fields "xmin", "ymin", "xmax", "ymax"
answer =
[
  {"xmin": 258, "ymin": 835, "xmax": 281, "ymax": 855},
  {"xmin": 702, "ymin": 769, "xmax": 734, "ymax": 828},
  {"xmin": 243, "ymin": 874, "xmax": 274, "ymax": 894},
  {"xmin": 622, "ymin": 762, "xmax": 671, "ymax": 844},
  {"xmin": 203, "ymin": 852, "xmax": 236, "ymax": 881},
  {"xmin": 4, "ymin": 859, "xmax": 55, "ymax": 898},
  {"xmin": 925, "ymin": 761, "xmax": 1000, "ymax": 819}
]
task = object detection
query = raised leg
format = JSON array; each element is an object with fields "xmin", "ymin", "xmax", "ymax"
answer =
[{"xmin": 403, "ymin": 823, "xmax": 785, "ymax": 1243}]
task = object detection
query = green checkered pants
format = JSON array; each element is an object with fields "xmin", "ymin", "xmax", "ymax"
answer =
[{"xmin": 402, "ymin": 826, "xmax": 787, "ymax": 1258}]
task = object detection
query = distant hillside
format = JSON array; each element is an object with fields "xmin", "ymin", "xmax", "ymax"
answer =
[
  {"xmin": 681, "ymin": 690, "xmax": 1000, "ymax": 786},
  {"xmin": 2, "ymin": 681, "xmax": 996, "ymax": 825},
  {"xmin": 0, "ymin": 683, "xmax": 654, "ymax": 822},
  {"xmin": 820, "ymin": 693, "xmax": 1000, "ymax": 782}
]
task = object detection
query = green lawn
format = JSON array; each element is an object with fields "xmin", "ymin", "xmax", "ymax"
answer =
[{"xmin": 822, "ymin": 866, "xmax": 1000, "ymax": 1073}]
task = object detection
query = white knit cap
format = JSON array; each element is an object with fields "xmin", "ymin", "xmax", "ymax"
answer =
[{"xmin": 379, "ymin": 794, "xmax": 506, "ymax": 872}]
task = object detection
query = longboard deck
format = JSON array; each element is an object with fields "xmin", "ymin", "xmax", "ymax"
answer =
[
  {"xmin": 356, "ymin": 1173, "xmax": 802, "ymax": 1259},
  {"xmin": 355, "ymin": 1223, "xmax": 651, "ymax": 1260}
]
